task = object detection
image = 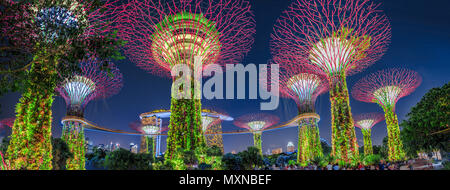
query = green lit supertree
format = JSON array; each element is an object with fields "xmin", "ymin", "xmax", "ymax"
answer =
[
  {"xmin": 275, "ymin": 59, "xmax": 328, "ymax": 165},
  {"xmin": 112, "ymin": 0, "xmax": 255, "ymax": 159},
  {"xmin": 352, "ymin": 68, "xmax": 422, "ymax": 161},
  {"xmin": 201, "ymin": 109, "xmax": 233, "ymax": 153},
  {"xmin": 234, "ymin": 113, "xmax": 279, "ymax": 156},
  {"xmin": 354, "ymin": 113, "xmax": 385, "ymax": 156},
  {"xmin": 271, "ymin": 0, "xmax": 391, "ymax": 163},
  {"xmin": 57, "ymin": 57, "xmax": 123, "ymax": 170},
  {"xmin": 131, "ymin": 116, "xmax": 168, "ymax": 157},
  {"xmin": 1, "ymin": 0, "xmax": 123, "ymax": 170}
]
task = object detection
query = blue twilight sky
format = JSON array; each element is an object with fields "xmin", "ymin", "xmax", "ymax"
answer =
[{"xmin": 1, "ymin": 0, "xmax": 449, "ymax": 154}]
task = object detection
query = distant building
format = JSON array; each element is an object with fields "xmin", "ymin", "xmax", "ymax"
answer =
[
  {"xmin": 287, "ymin": 142, "xmax": 295, "ymax": 153},
  {"xmin": 231, "ymin": 150, "xmax": 236, "ymax": 154},
  {"xmin": 130, "ymin": 143, "xmax": 138, "ymax": 154},
  {"xmin": 114, "ymin": 142, "xmax": 120, "ymax": 151},
  {"xmin": 85, "ymin": 138, "xmax": 94, "ymax": 154},
  {"xmin": 272, "ymin": 148, "xmax": 283, "ymax": 155}
]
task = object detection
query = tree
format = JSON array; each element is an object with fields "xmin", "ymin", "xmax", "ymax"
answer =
[
  {"xmin": 51, "ymin": 138, "xmax": 73, "ymax": 170},
  {"xmin": 86, "ymin": 146, "xmax": 107, "ymax": 169},
  {"xmin": 222, "ymin": 153, "xmax": 243, "ymax": 170},
  {"xmin": 238, "ymin": 146, "xmax": 264, "ymax": 170},
  {"xmin": 401, "ymin": 82, "xmax": 450, "ymax": 157},
  {"xmin": 104, "ymin": 148, "xmax": 136, "ymax": 170},
  {"xmin": 321, "ymin": 141, "xmax": 332, "ymax": 156}
]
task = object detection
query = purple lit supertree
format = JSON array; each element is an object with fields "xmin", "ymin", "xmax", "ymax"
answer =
[
  {"xmin": 271, "ymin": 0, "xmax": 391, "ymax": 163},
  {"xmin": 354, "ymin": 113, "xmax": 385, "ymax": 156},
  {"xmin": 130, "ymin": 118, "xmax": 166, "ymax": 157},
  {"xmin": 234, "ymin": 113, "xmax": 279, "ymax": 155},
  {"xmin": 352, "ymin": 68, "xmax": 421, "ymax": 161},
  {"xmin": 56, "ymin": 57, "xmax": 123, "ymax": 170},
  {"xmin": 0, "ymin": 118, "xmax": 14, "ymax": 130},
  {"xmin": 0, "ymin": 118, "xmax": 14, "ymax": 170},
  {"xmin": 1, "ymin": 0, "xmax": 123, "ymax": 170},
  {"xmin": 111, "ymin": 0, "xmax": 255, "ymax": 159},
  {"xmin": 275, "ymin": 56, "xmax": 328, "ymax": 164}
]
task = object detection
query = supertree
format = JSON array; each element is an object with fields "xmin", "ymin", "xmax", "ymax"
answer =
[
  {"xmin": 354, "ymin": 113, "xmax": 385, "ymax": 156},
  {"xmin": 1, "ymin": 0, "xmax": 123, "ymax": 170},
  {"xmin": 0, "ymin": 118, "xmax": 14, "ymax": 170},
  {"xmin": 271, "ymin": 0, "xmax": 391, "ymax": 163},
  {"xmin": 56, "ymin": 57, "xmax": 123, "ymax": 170},
  {"xmin": 130, "ymin": 117, "xmax": 166, "ymax": 157},
  {"xmin": 113, "ymin": 0, "xmax": 255, "ymax": 159},
  {"xmin": 201, "ymin": 109, "xmax": 233, "ymax": 153},
  {"xmin": 275, "ymin": 58, "xmax": 328, "ymax": 165},
  {"xmin": 234, "ymin": 113, "xmax": 279, "ymax": 155},
  {"xmin": 0, "ymin": 118, "xmax": 14, "ymax": 131},
  {"xmin": 352, "ymin": 68, "xmax": 421, "ymax": 161}
]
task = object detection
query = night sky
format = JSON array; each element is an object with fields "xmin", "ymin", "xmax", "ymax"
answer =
[{"xmin": 1, "ymin": 0, "xmax": 449, "ymax": 154}]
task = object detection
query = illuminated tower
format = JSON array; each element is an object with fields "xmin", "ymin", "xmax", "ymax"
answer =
[
  {"xmin": 352, "ymin": 68, "xmax": 421, "ymax": 161},
  {"xmin": 275, "ymin": 60, "xmax": 328, "ymax": 165},
  {"xmin": 57, "ymin": 57, "xmax": 123, "ymax": 170},
  {"xmin": 130, "ymin": 117, "xmax": 165, "ymax": 158},
  {"xmin": 202, "ymin": 109, "xmax": 233, "ymax": 153},
  {"xmin": 113, "ymin": 0, "xmax": 255, "ymax": 159},
  {"xmin": 271, "ymin": 0, "xmax": 391, "ymax": 163},
  {"xmin": 2, "ymin": 0, "xmax": 123, "ymax": 170},
  {"xmin": 354, "ymin": 113, "xmax": 385, "ymax": 156},
  {"xmin": 234, "ymin": 113, "xmax": 279, "ymax": 155}
]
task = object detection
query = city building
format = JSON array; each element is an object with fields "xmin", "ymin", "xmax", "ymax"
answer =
[
  {"xmin": 287, "ymin": 141, "xmax": 295, "ymax": 153},
  {"xmin": 272, "ymin": 148, "xmax": 283, "ymax": 155},
  {"xmin": 130, "ymin": 143, "xmax": 138, "ymax": 154}
]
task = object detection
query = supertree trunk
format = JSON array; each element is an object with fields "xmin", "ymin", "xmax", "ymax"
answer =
[
  {"xmin": 62, "ymin": 121, "xmax": 85, "ymax": 170},
  {"xmin": 7, "ymin": 52, "xmax": 57, "ymax": 170},
  {"xmin": 253, "ymin": 132, "xmax": 262, "ymax": 156},
  {"xmin": 383, "ymin": 107, "xmax": 405, "ymax": 161},
  {"xmin": 310, "ymin": 125, "xmax": 323, "ymax": 159},
  {"xmin": 166, "ymin": 78, "xmax": 204, "ymax": 159},
  {"xmin": 329, "ymin": 73, "xmax": 358, "ymax": 163},
  {"xmin": 145, "ymin": 136, "xmax": 156, "ymax": 157},
  {"xmin": 361, "ymin": 129, "xmax": 373, "ymax": 156},
  {"xmin": 205, "ymin": 123, "xmax": 224, "ymax": 153},
  {"xmin": 298, "ymin": 118, "xmax": 323, "ymax": 165},
  {"xmin": 297, "ymin": 123, "xmax": 310, "ymax": 165}
]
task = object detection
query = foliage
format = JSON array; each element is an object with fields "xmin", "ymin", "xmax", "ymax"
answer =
[
  {"xmin": 86, "ymin": 146, "xmax": 107, "ymax": 168},
  {"xmin": 362, "ymin": 154, "xmax": 382, "ymax": 166},
  {"xmin": 401, "ymin": 82, "xmax": 450, "ymax": 157},
  {"xmin": 222, "ymin": 153, "xmax": 244, "ymax": 170},
  {"xmin": 206, "ymin": 145, "xmax": 223, "ymax": 157},
  {"xmin": 103, "ymin": 148, "xmax": 153, "ymax": 170},
  {"xmin": 321, "ymin": 141, "xmax": 332, "ymax": 156},
  {"xmin": 238, "ymin": 146, "xmax": 264, "ymax": 170},
  {"xmin": 51, "ymin": 137, "xmax": 73, "ymax": 170}
]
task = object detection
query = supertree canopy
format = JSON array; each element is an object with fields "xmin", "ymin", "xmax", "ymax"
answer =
[
  {"xmin": 275, "ymin": 58, "xmax": 327, "ymax": 165},
  {"xmin": 2, "ymin": 0, "xmax": 123, "ymax": 170},
  {"xmin": 352, "ymin": 68, "xmax": 421, "ymax": 161},
  {"xmin": 0, "ymin": 118, "xmax": 14, "ymax": 129},
  {"xmin": 271, "ymin": 0, "xmax": 391, "ymax": 163},
  {"xmin": 234, "ymin": 113, "xmax": 279, "ymax": 155},
  {"xmin": 56, "ymin": 57, "xmax": 123, "ymax": 170},
  {"xmin": 114, "ymin": 0, "xmax": 255, "ymax": 159},
  {"xmin": 354, "ymin": 113, "xmax": 385, "ymax": 156}
]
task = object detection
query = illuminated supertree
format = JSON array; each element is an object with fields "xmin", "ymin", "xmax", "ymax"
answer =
[
  {"xmin": 113, "ymin": 0, "xmax": 255, "ymax": 159},
  {"xmin": 1, "ymin": 0, "xmax": 123, "ymax": 170},
  {"xmin": 56, "ymin": 57, "xmax": 123, "ymax": 170},
  {"xmin": 271, "ymin": 0, "xmax": 391, "ymax": 163},
  {"xmin": 130, "ymin": 117, "xmax": 166, "ymax": 157},
  {"xmin": 234, "ymin": 113, "xmax": 279, "ymax": 155},
  {"xmin": 352, "ymin": 68, "xmax": 421, "ymax": 161},
  {"xmin": 275, "ymin": 59, "xmax": 328, "ymax": 165},
  {"xmin": 354, "ymin": 113, "xmax": 385, "ymax": 156},
  {"xmin": 202, "ymin": 109, "xmax": 233, "ymax": 153},
  {"xmin": 0, "ymin": 118, "xmax": 14, "ymax": 130}
]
